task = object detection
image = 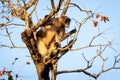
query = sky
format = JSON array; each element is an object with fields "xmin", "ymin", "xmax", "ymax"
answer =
[{"xmin": 0, "ymin": 0, "xmax": 120, "ymax": 80}]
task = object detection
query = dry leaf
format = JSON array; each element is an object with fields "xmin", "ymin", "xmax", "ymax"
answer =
[
  {"xmin": 96, "ymin": 14, "xmax": 101, "ymax": 18},
  {"xmin": 93, "ymin": 21, "xmax": 98, "ymax": 27},
  {"xmin": 101, "ymin": 16, "xmax": 109, "ymax": 23},
  {"xmin": 0, "ymin": 71, "xmax": 3, "ymax": 76},
  {"xmin": 26, "ymin": 61, "xmax": 30, "ymax": 65}
]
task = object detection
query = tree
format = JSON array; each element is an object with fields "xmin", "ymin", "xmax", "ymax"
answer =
[{"xmin": 0, "ymin": 0, "xmax": 120, "ymax": 80}]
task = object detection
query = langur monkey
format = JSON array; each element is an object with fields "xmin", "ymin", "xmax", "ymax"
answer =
[{"xmin": 37, "ymin": 16, "xmax": 71, "ymax": 60}]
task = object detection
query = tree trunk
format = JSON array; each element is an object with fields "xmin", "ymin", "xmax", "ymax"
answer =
[
  {"xmin": 21, "ymin": 30, "xmax": 51, "ymax": 80},
  {"xmin": 36, "ymin": 63, "xmax": 50, "ymax": 80},
  {"xmin": 21, "ymin": 29, "xmax": 76, "ymax": 80}
]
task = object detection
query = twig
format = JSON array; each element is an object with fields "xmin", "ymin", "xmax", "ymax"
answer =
[
  {"xmin": 89, "ymin": 31, "xmax": 105, "ymax": 46},
  {"xmin": 70, "ymin": 3, "xmax": 92, "ymax": 14},
  {"xmin": 82, "ymin": 53, "xmax": 91, "ymax": 67},
  {"xmin": 72, "ymin": 14, "xmax": 93, "ymax": 41},
  {"xmin": 28, "ymin": 0, "xmax": 38, "ymax": 16},
  {"xmin": 71, "ymin": 43, "xmax": 110, "ymax": 51},
  {"xmin": 0, "ymin": 44, "xmax": 26, "ymax": 48},
  {"xmin": 7, "ymin": 0, "xmax": 19, "ymax": 12},
  {"xmin": 5, "ymin": 27, "xmax": 15, "ymax": 47}
]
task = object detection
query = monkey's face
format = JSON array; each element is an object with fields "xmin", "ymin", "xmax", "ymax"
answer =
[
  {"xmin": 52, "ymin": 16, "xmax": 71, "ymax": 28},
  {"xmin": 60, "ymin": 16, "xmax": 71, "ymax": 28}
]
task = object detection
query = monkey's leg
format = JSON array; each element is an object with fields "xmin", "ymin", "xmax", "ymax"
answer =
[{"xmin": 37, "ymin": 39, "xmax": 48, "ymax": 56}]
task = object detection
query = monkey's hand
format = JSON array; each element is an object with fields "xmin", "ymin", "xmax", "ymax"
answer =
[
  {"xmin": 54, "ymin": 42, "xmax": 61, "ymax": 48},
  {"xmin": 61, "ymin": 28, "xmax": 77, "ymax": 41},
  {"xmin": 70, "ymin": 28, "xmax": 77, "ymax": 34}
]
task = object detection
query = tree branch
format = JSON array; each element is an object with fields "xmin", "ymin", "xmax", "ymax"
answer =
[
  {"xmin": 0, "ymin": 23, "xmax": 25, "ymax": 28},
  {"xmin": 5, "ymin": 27, "xmax": 15, "ymax": 47},
  {"xmin": 51, "ymin": 0, "xmax": 55, "ymax": 9},
  {"xmin": 22, "ymin": 0, "xmax": 38, "ymax": 10},
  {"xmin": 70, "ymin": 3, "xmax": 92, "ymax": 14},
  {"xmin": 56, "ymin": 0, "xmax": 64, "ymax": 12},
  {"xmin": 57, "ymin": 46, "xmax": 120, "ymax": 79},
  {"xmin": 0, "ymin": 44, "xmax": 26, "ymax": 48},
  {"xmin": 57, "ymin": 68, "xmax": 97, "ymax": 79},
  {"xmin": 61, "ymin": 0, "xmax": 70, "ymax": 16},
  {"xmin": 7, "ymin": 0, "xmax": 19, "ymax": 12}
]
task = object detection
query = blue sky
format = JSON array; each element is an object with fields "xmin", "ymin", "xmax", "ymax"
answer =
[{"xmin": 0, "ymin": 0, "xmax": 120, "ymax": 80}]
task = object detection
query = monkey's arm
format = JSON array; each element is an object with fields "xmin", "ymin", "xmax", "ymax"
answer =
[{"xmin": 61, "ymin": 28, "xmax": 76, "ymax": 41}]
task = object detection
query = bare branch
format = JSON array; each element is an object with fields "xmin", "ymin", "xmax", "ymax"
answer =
[
  {"xmin": 89, "ymin": 33, "xmax": 104, "ymax": 46},
  {"xmin": 82, "ymin": 53, "xmax": 93, "ymax": 67},
  {"xmin": 56, "ymin": 0, "xmax": 64, "ymax": 12},
  {"xmin": 22, "ymin": 0, "xmax": 38, "ymax": 10},
  {"xmin": 51, "ymin": 0, "xmax": 55, "ymax": 9},
  {"xmin": 57, "ymin": 46, "xmax": 120, "ymax": 79},
  {"xmin": 88, "ymin": 29, "xmax": 110, "ymax": 46},
  {"xmin": 17, "ymin": 0, "xmax": 21, "ymax": 8},
  {"xmin": 108, "ymin": 45, "xmax": 119, "ymax": 53},
  {"xmin": 57, "ymin": 68, "xmax": 97, "ymax": 79},
  {"xmin": 95, "ymin": 53, "xmax": 120, "ymax": 78},
  {"xmin": 70, "ymin": 3, "xmax": 92, "ymax": 14},
  {"xmin": 71, "ymin": 28, "xmax": 112, "ymax": 51},
  {"xmin": 0, "ymin": 23, "xmax": 25, "ymax": 28},
  {"xmin": 71, "ymin": 43, "xmax": 110, "ymax": 51},
  {"xmin": 61, "ymin": 0, "xmax": 70, "ymax": 16},
  {"xmin": 0, "ymin": 44, "xmax": 26, "ymax": 48},
  {"xmin": 28, "ymin": 0, "xmax": 38, "ymax": 16},
  {"xmin": 72, "ymin": 14, "xmax": 93, "ymax": 40},
  {"xmin": 82, "ymin": 53, "xmax": 89, "ymax": 63},
  {"xmin": 7, "ymin": 0, "xmax": 19, "ymax": 12},
  {"xmin": 5, "ymin": 27, "xmax": 15, "ymax": 47}
]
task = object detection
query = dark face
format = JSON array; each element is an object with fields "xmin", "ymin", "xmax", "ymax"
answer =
[
  {"xmin": 51, "ymin": 16, "xmax": 71, "ymax": 28},
  {"xmin": 65, "ymin": 18, "xmax": 71, "ymax": 25},
  {"xmin": 61, "ymin": 16, "xmax": 71, "ymax": 28}
]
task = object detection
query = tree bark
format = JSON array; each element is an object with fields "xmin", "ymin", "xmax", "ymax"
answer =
[
  {"xmin": 21, "ymin": 30, "xmax": 51, "ymax": 80},
  {"xmin": 21, "ymin": 29, "xmax": 76, "ymax": 80}
]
